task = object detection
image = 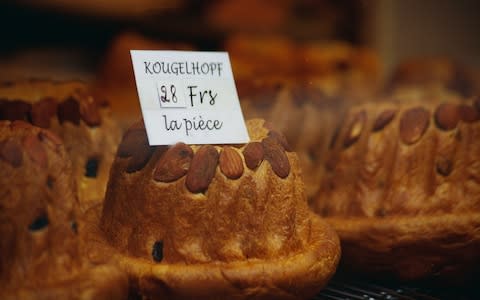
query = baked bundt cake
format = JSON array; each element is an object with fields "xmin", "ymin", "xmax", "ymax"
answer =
[
  {"xmin": 311, "ymin": 94, "xmax": 480, "ymax": 281},
  {"xmin": 387, "ymin": 57, "xmax": 479, "ymax": 97},
  {"xmin": 0, "ymin": 120, "xmax": 127, "ymax": 299},
  {"xmin": 0, "ymin": 80, "xmax": 120, "ymax": 213},
  {"xmin": 237, "ymin": 77, "xmax": 348, "ymax": 199},
  {"xmin": 88, "ymin": 118, "xmax": 340, "ymax": 299}
]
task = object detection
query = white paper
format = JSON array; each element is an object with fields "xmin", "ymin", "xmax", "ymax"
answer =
[{"xmin": 130, "ymin": 50, "xmax": 250, "ymax": 145}]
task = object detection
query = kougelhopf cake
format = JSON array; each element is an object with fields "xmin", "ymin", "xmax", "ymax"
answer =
[
  {"xmin": 387, "ymin": 57, "xmax": 479, "ymax": 97},
  {"xmin": 237, "ymin": 78, "xmax": 347, "ymax": 199},
  {"xmin": 0, "ymin": 80, "xmax": 120, "ymax": 213},
  {"xmin": 91, "ymin": 118, "xmax": 340, "ymax": 299},
  {"xmin": 312, "ymin": 95, "xmax": 480, "ymax": 281},
  {"xmin": 226, "ymin": 35, "xmax": 382, "ymax": 100},
  {"xmin": 0, "ymin": 120, "xmax": 127, "ymax": 299}
]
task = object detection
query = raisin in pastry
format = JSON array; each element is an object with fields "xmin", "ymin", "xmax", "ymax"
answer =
[
  {"xmin": 0, "ymin": 79, "xmax": 121, "ymax": 213},
  {"xmin": 0, "ymin": 120, "xmax": 127, "ymax": 299},
  {"xmin": 312, "ymin": 95, "xmax": 480, "ymax": 281},
  {"xmin": 86, "ymin": 119, "xmax": 340, "ymax": 300}
]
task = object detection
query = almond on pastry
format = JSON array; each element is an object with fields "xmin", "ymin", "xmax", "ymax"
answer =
[
  {"xmin": 0, "ymin": 120, "xmax": 127, "ymax": 299},
  {"xmin": 0, "ymin": 80, "xmax": 121, "ymax": 213},
  {"xmin": 312, "ymin": 93, "xmax": 480, "ymax": 282},
  {"xmin": 86, "ymin": 118, "xmax": 340, "ymax": 300}
]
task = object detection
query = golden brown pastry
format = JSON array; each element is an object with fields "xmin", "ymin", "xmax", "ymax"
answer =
[
  {"xmin": 93, "ymin": 31, "xmax": 194, "ymax": 129},
  {"xmin": 226, "ymin": 34, "xmax": 297, "ymax": 80},
  {"xmin": 299, "ymin": 41, "xmax": 382, "ymax": 100},
  {"xmin": 237, "ymin": 78, "xmax": 344, "ymax": 200},
  {"xmin": 0, "ymin": 120, "xmax": 127, "ymax": 299},
  {"xmin": 312, "ymin": 94, "xmax": 480, "ymax": 281},
  {"xmin": 388, "ymin": 57, "xmax": 479, "ymax": 97},
  {"xmin": 0, "ymin": 79, "xmax": 120, "ymax": 213},
  {"xmin": 226, "ymin": 36, "xmax": 382, "ymax": 99},
  {"xmin": 87, "ymin": 119, "xmax": 340, "ymax": 299}
]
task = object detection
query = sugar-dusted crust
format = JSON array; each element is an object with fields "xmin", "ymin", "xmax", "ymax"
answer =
[
  {"xmin": 312, "ymin": 94, "xmax": 480, "ymax": 280},
  {"xmin": 0, "ymin": 79, "xmax": 121, "ymax": 213},
  {"xmin": 92, "ymin": 118, "xmax": 340, "ymax": 299},
  {"xmin": 0, "ymin": 120, "xmax": 127, "ymax": 299}
]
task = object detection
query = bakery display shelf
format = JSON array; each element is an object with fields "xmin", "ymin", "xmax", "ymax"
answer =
[{"xmin": 314, "ymin": 279, "xmax": 478, "ymax": 300}]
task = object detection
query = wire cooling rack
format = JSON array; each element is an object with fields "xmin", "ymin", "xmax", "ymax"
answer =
[{"xmin": 314, "ymin": 278, "xmax": 479, "ymax": 300}]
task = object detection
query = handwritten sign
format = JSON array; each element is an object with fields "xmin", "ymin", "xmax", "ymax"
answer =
[{"xmin": 130, "ymin": 50, "xmax": 249, "ymax": 145}]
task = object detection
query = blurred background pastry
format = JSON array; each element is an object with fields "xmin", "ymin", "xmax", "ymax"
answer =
[
  {"xmin": 0, "ymin": 80, "xmax": 120, "ymax": 213},
  {"xmin": 0, "ymin": 120, "xmax": 127, "ymax": 299}
]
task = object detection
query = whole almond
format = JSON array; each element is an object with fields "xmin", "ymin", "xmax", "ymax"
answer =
[
  {"xmin": 458, "ymin": 104, "xmax": 479, "ymax": 123},
  {"xmin": 31, "ymin": 97, "xmax": 57, "ymax": 128},
  {"xmin": 344, "ymin": 110, "xmax": 366, "ymax": 148},
  {"xmin": 126, "ymin": 146, "xmax": 155, "ymax": 173},
  {"xmin": 268, "ymin": 130, "xmax": 292, "ymax": 152},
  {"xmin": 400, "ymin": 107, "xmax": 430, "ymax": 145},
  {"xmin": 0, "ymin": 139, "xmax": 22, "ymax": 167},
  {"xmin": 124, "ymin": 130, "xmax": 154, "ymax": 173},
  {"xmin": 23, "ymin": 134, "xmax": 48, "ymax": 168},
  {"xmin": 58, "ymin": 97, "xmax": 81, "ymax": 125},
  {"xmin": 219, "ymin": 146, "xmax": 244, "ymax": 179},
  {"xmin": 186, "ymin": 145, "xmax": 219, "ymax": 193},
  {"xmin": 154, "ymin": 143, "xmax": 193, "ymax": 182},
  {"xmin": 262, "ymin": 136, "xmax": 290, "ymax": 178},
  {"xmin": 118, "ymin": 129, "xmax": 148, "ymax": 158},
  {"xmin": 243, "ymin": 142, "xmax": 264, "ymax": 170},
  {"xmin": 79, "ymin": 96, "xmax": 101, "ymax": 126},
  {"xmin": 0, "ymin": 100, "xmax": 31, "ymax": 121},
  {"xmin": 434, "ymin": 103, "xmax": 460, "ymax": 130},
  {"xmin": 372, "ymin": 109, "xmax": 397, "ymax": 132}
]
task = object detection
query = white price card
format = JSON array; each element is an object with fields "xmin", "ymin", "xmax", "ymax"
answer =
[{"xmin": 130, "ymin": 50, "xmax": 250, "ymax": 145}]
